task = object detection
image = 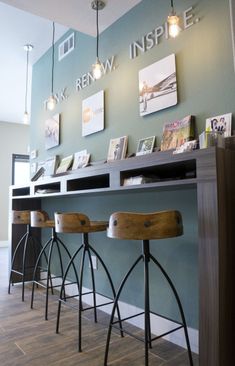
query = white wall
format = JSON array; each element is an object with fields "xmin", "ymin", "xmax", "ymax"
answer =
[{"xmin": 0, "ymin": 122, "xmax": 29, "ymax": 244}]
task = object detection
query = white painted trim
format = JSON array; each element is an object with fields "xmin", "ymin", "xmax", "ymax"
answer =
[
  {"xmin": 42, "ymin": 274, "xmax": 198, "ymax": 354},
  {"xmin": 0, "ymin": 240, "xmax": 9, "ymax": 247}
]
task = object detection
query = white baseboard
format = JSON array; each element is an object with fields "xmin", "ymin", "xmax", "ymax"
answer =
[
  {"xmin": 0, "ymin": 240, "xmax": 9, "ymax": 247},
  {"xmin": 42, "ymin": 274, "xmax": 198, "ymax": 354}
]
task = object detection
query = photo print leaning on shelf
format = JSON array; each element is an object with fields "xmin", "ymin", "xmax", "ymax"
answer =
[
  {"xmin": 72, "ymin": 150, "xmax": 90, "ymax": 170},
  {"xmin": 205, "ymin": 113, "xmax": 232, "ymax": 137},
  {"xmin": 160, "ymin": 115, "xmax": 195, "ymax": 151},
  {"xmin": 107, "ymin": 136, "xmax": 128, "ymax": 161}
]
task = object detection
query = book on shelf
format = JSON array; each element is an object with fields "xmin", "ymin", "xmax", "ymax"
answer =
[
  {"xmin": 160, "ymin": 115, "xmax": 195, "ymax": 151},
  {"xmin": 123, "ymin": 175, "xmax": 158, "ymax": 186}
]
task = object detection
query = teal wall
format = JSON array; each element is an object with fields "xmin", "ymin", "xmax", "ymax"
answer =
[{"xmin": 30, "ymin": 0, "xmax": 235, "ymax": 330}]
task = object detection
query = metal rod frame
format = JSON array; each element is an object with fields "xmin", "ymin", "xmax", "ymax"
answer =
[{"xmin": 104, "ymin": 239, "xmax": 194, "ymax": 366}]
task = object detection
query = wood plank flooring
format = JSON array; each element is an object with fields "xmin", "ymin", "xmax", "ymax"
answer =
[{"xmin": 0, "ymin": 248, "xmax": 198, "ymax": 365}]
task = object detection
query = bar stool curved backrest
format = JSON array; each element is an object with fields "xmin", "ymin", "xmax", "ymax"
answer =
[
  {"xmin": 9, "ymin": 210, "xmax": 35, "ymax": 301},
  {"xmin": 54, "ymin": 212, "xmax": 123, "ymax": 352},
  {"xmin": 104, "ymin": 210, "xmax": 193, "ymax": 366},
  {"xmin": 30, "ymin": 210, "xmax": 79, "ymax": 320}
]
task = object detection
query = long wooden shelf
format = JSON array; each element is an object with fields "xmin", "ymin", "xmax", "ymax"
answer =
[{"xmin": 9, "ymin": 143, "xmax": 235, "ymax": 366}]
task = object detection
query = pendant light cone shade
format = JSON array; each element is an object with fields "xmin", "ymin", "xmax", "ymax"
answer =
[
  {"xmin": 168, "ymin": 0, "xmax": 181, "ymax": 38},
  {"xmin": 47, "ymin": 22, "xmax": 57, "ymax": 110},
  {"xmin": 91, "ymin": 0, "xmax": 105, "ymax": 80},
  {"xmin": 23, "ymin": 44, "xmax": 33, "ymax": 124}
]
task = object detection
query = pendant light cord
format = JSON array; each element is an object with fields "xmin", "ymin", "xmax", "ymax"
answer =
[
  {"xmin": 171, "ymin": 0, "xmax": 174, "ymax": 12},
  {"xmin": 96, "ymin": 1, "xmax": 99, "ymax": 60},
  {"xmin": 24, "ymin": 48, "xmax": 29, "ymax": 112},
  {"xmin": 51, "ymin": 22, "xmax": 55, "ymax": 95}
]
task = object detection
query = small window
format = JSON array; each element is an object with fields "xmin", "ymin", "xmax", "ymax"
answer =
[
  {"xmin": 58, "ymin": 33, "xmax": 75, "ymax": 61},
  {"xmin": 12, "ymin": 154, "xmax": 30, "ymax": 186}
]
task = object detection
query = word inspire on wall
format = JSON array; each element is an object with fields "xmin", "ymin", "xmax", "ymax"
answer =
[
  {"xmin": 129, "ymin": 7, "xmax": 196, "ymax": 59},
  {"xmin": 76, "ymin": 56, "xmax": 115, "ymax": 91}
]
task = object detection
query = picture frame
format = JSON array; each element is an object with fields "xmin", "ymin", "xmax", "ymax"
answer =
[
  {"xmin": 136, "ymin": 136, "xmax": 155, "ymax": 156},
  {"xmin": 206, "ymin": 113, "xmax": 232, "ymax": 138},
  {"xmin": 139, "ymin": 54, "xmax": 177, "ymax": 117},
  {"xmin": 56, "ymin": 155, "xmax": 73, "ymax": 174},
  {"xmin": 72, "ymin": 150, "xmax": 90, "ymax": 170},
  {"xmin": 107, "ymin": 136, "xmax": 128, "ymax": 162},
  {"xmin": 45, "ymin": 113, "xmax": 60, "ymax": 150}
]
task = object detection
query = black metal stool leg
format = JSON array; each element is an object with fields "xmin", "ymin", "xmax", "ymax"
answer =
[
  {"xmin": 89, "ymin": 245, "xmax": 124, "ymax": 337},
  {"xmin": 8, "ymin": 231, "xmax": 28, "ymax": 294},
  {"xmin": 78, "ymin": 245, "xmax": 86, "ymax": 352},
  {"xmin": 150, "ymin": 253, "xmax": 194, "ymax": 366},
  {"xmin": 31, "ymin": 237, "xmax": 52, "ymax": 310},
  {"xmin": 21, "ymin": 231, "xmax": 30, "ymax": 302},
  {"xmin": 45, "ymin": 238, "xmax": 55, "ymax": 320},
  {"xmin": 104, "ymin": 255, "xmax": 143, "ymax": 366},
  {"xmin": 86, "ymin": 246, "xmax": 98, "ymax": 323},
  {"xmin": 56, "ymin": 245, "xmax": 83, "ymax": 334},
  {"xmin": 143, "ymin": 240, "xmax": 151, "ymax": 366}
]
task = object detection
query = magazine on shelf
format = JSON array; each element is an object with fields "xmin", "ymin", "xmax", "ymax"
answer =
[{"xmin": 160, "ymin": 115, "xmax": 195, "ymax": 151}]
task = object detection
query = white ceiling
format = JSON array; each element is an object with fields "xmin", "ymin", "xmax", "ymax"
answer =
[{"xmin": 0, "ymin": 0, "xmax": 142, "ymax": 124}]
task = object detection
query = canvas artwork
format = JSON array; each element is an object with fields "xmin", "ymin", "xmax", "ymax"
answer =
[
  {"xmin": 45, "ymin": 113, "xmax": 60, "ymax": 150},
  {"xmin": 82, "ymin": 90, "xmax": 104, "ymax": 136},
  {"xmin": 107, "ymin": 136, "xmax": 128, "ymax": 161},
  {"xmin": 139, "ymin": 54, "xmax": 177, "ymax": 117},
  {"xmin": 206, "ymin": 113, "xmax": 232, "ymax": 138}
]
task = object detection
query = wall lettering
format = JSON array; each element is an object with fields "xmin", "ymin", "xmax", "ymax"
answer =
[
  {"xmin": 76, "ymin": 56, "xmax": 115, "ymax": 92},
  {"xmin": 129, "ymin": 7, "xmax": 196, "ymax": 59}
]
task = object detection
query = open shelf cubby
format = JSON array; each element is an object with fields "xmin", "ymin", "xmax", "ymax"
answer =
[
  {"xmin": 67, "ymin": 173, "xmax": 110, "ymax": 192},
  {"xmin": 120, "ymin": 159, "xmax": 196, "ymax": 186}
]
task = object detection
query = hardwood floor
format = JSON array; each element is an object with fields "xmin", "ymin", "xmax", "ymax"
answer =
[{"xmin": 0, "ymin": 248, "xmax": 198, "ymax": 365}]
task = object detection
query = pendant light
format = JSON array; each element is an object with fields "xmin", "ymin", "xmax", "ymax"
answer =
[
  {"xmin": 167, "ymin": 0, "xmax": 181, "ymax": 38},
  {"xmin": 47, "ymin": 22, "xmax": 57, "ymax": 110},
  {"xmin": 91, "ymin": 0, "xmax": 105, "ymax": 80},
  {"xmin": 23, "ymin": 44, "xmax": 33, "ymax": 124}
]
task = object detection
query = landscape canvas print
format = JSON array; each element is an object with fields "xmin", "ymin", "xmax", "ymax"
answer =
[{"xmin": 139, "ymin": 54, "xmax": 177, "ymax": 116}]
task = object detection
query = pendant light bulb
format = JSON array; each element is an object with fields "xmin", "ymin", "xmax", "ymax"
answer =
[
  {"xmin": 91, "ymin": 0, "xmax": 105, "ymax": 80},
  {"xmin": 23, "ymin": 44, "xmax": 33, "ymax": 124},
  {"xmin": 46, "ymin": 22, "xmax": 57, "ymax": 111},
  {"xmin": 47, "ymin": 95, "xmax": 57, "ymax": 111},
  {"xmin": 92, "ymin": 58, "xmax": 102, "ymax": 80},
  {"xmin": 168, "ymin": 0, "xmax": 181, "ymax": 38}
]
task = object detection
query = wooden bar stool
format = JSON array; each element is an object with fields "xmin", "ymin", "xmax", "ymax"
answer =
[
  {"xmin": 8, "ymin": 210, "xmax": 39, "ymax": 301},
  {"xmin": 55, "ymin": 212, "xmax": 123, "ymax": 352},
  {"xmin": 104, "ymin": 210, "xmax": 194, "ymax": 366},
  {"xmin": 30, "ymin": 210, "xmax": 79, "ymax": 320}
]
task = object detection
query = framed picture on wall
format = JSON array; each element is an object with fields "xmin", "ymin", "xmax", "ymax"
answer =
[
  {"xmin": 139, "ymin": 54, "xmax": 177, "ymax": 117},
  {"xmin": 107, "ymin": 136, "xmax": 128, "ymax": 161},
  {"xmin": 45, "ymin": 113, "xmax": 60, "ymax": 150},
  {"xmin": 82, "ymin": 90, "xmax": 104, "ymax": 136},
  {"xmin": 136, "ymin": 136, "xmax": 155, "ymax": 156}
]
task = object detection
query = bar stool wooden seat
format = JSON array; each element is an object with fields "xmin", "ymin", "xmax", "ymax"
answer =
[
  {"xmin": 30, "ymin": 210, "xmax": 79, "ymax": 320},
  {"xmin": 8, "ymin": 210, "xmax": 39, "ymax": 301},
  {"xmin": 55, "ymin": 212, "xmax": 123, "ymax": 352},
  {"xmin": 104, "ymin": 210, "xmax": 194, "ymax": 366}
]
